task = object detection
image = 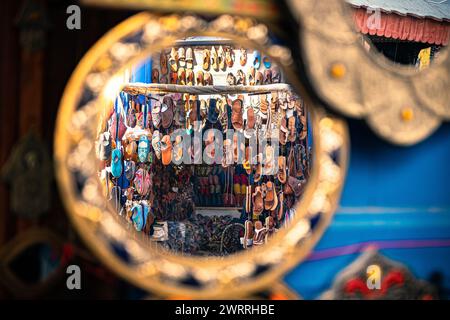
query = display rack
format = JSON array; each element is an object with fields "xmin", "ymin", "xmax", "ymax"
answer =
[{"xmin": 122, "ymin": 83, "xmax": 292, "ymax": 96}]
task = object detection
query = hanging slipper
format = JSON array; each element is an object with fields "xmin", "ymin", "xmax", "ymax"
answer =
[
  {"xmin": 169, "ymin": 71, "xmax": 178, "ymax": 84},
  {"xmin": 124, "ymin": 160, "xmax": 136, "ymax": 182},
  {"xmin": 284, "ymin": 176, "xmax": 306, "ymax": 198},
  {"xmin": 196, "ymin": 70, "xmax": 204, "ymax": 86},
  {"xmin": 278, "ymin": 192, "xmax": 285, "ymax": 221},
  {"xmin": 160, "ymin": 74, "xmax": 168, "ymax": 84},
  {"xmin": 264, "ymin": 216, "xmax": 276, "ymax": 242},
  {"xmin": 161, "ymin": 96, "xmax": 174, "ymax": 129},
  {"xmin": 96, "ymin": 131, "xmax": 111, "ymax": 161},
  {"xmin": 252, "ymin": 186, "xmax": 264, "ymax": 215},
  {"xmin": 152, "ymin": 130, "xmax": 162, "ymax": 160},
  {"xmin": 247, "ymin": 66, "xmax": 256, "ymax": 85},
  {"xmin": 262, "ymin": 56, "xmax": 271, "ymax": 69},
  {"xmin": 244, "ymin": 106, "xmax": 256, "ymax": 139},
  {"xmin": 218, "ymin": 46, "xmax": 226, "ymax": 71},
  {"xmin": 111, "ymin": 148, "xmax": 123, "ymax": 178},
  {"xmin": 160, "ymin": 51, "xmax": 168, "ymax": 75},
  {"xmin": 278, "ymin": 156, "xmax": 287, "ymax": 184},
  {"xmin": 134, "ymin": 168, "xmax": 151, "ymax": 196},
  {"xmin": 243, "ymin": 146, "xmax": 253, "ymax": 175},
  {"xmin": 253, "ymin": 50, "xmax": 261, "ymax": 69},
  {"xmin": 226, "ymin": 72, "xmax": 236, "ymax": 86},
  {"xmin": 169, "ymin": 47, "xmax": 178, "ymax": 72},
  {"xmin": 178, "ymin": 47, "xmax": 186, "ymax": 68},
  {"xmin": 151, "ymin": 101, "xmax": 161, "ymax": 129},
  {"xmin": 264, "ymin": 144, "xmax": 275, "ymax": 176},
  {"xmin": 186, "ymin": 47, "xmax": 194, "ymax": 69},
  {"xmin": 131, "ymin": 204, "xmax": 144, "ymax": 231},
  {"xmin": 204, "ymin": 71, "xmax": 213, "ymax": 85},
  {"xmin": 173, "ymin": 135, "xmax": 183, "ymax": 163},
  {"xmin": 137, "ymin": 135, "xmax": 150, "ymax": 163},
  {"xmin": 299, "ymin": 114, "xmax": 307, "ymax": 140},
  {"xmin": 202, "ymin": 48, "xmax": 210, "ymax": 70},
  {"xmin": 243, "ymin": 220, "xmax": 254, "ymax": 249},
  {"xmin": 174, "ymin": 98, "xmax": 186, "ymax": 127},
  {"xmin": 260, "ymin": 94, "xmax": 268, "ymax": 115},
  {"xmin": 264, "ymin": 181, "xmax": 278, "ymax": 211},
  {"xmin": 253, "ymin": 221, "xmax": 267, "ymax": 246},
  {"xmin": 127, "ymin": 104, "xmax": 137, "ymax": 128},
  {"xmin": 240, "ymin": 48, "xmax": 247, "ymax": 66},
  {"xmin": 225, "ymin": 47, "xmax": 234, "ymax": 68},
  {"xmin": 236, "ymin": 69, "xmax": 246, "ymax": 85},
  {"xmin": 232, "ymin": 133, "xmax": 245, "ymax": 163},
  {"xmin": 152, "ymin": 68, "xmax": 159, "ymax": 83},
  {"xmin": 288, "ymin": 116, "xmax": 296, "ymax": 142},
  {"xmin": 160, "ymin": 135, "xmax": 172, "ymax": 166},
  {"xmin": 280, "ymin": 116, "xmax": 288, "ymax": 145},
  {"xmin": 177, "ymin": 67, "xmax": 186, "ymax": 85},
  {"xmin": 255, "ymin": 71, "xmax": 263, "ymax": 85},
  {"xmin": 231, "ymin": 98, "xmax": 244, "ymax": 131},
  {"xmin": 272, "ymin": 66, "xmax": 281, "ymax": 83},
  {"xmin": 254, "ymin": 153, "xmax": 263, "ymax": 183},
  {"xmin": 263, "ymin": 69, "xmax": 272, "ymax": 84},
  {"xmin": 186, "ymin": 68, "xmax": 194, "ymax": 86},
  {"xmin": 207, "ymin": 98, "xmax": 219, "ymax": 124},
  {"xmin": 109, "ymin": 111, "xmax": 127, "ymax": 141},
  {"xmin": 211, "ymin": 46, "xmax": 219, "ymax": 71},
  {"xmin": 125, "ymin": 139, "xmax": 137, "ymax": 160}
]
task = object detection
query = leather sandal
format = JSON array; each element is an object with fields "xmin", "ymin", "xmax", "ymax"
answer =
[
  {"xmin": 178, "ymin": 47, "xmax": 186, "ymax": 68},
  {"xmin": 231, "ymin": 98, "xmax": 244, "ymax": 131},
  {"xmin": 247, "ymin": 66, "xmax": 255, "ymax": 85},
  {"xmin": 160, "ymin": 51, "xmax": 168, "ymax": 75},
  {"xmin": 253, "ymin": 221, "xmax": 267, "ymax": 246},
  {"xmin": 263, "ymin": 69, "xmax": 272, "ymax": 84},
  {"xmin": 264, "ymin": 181, "xmax": 278, "ymax": 211},
  {"xmin": 152, "ymin": 68, "xmax": 159, "ymax": 83},
  {"xmin": 226, "ymin": 72, "xmax": 236, "ymax": 86},
  {"xmin": 255, "ymin": 71, "xmax": 263, "ymax": 85},
  {"xmin": 278, "ymin": 156, "xmax": 287, "ymax": 184},
  {"xmin": 240, "ymin": 48, "xmax": 247, "ymax": 66},
  {"xmin": 243, "ymin": 220, "xmax": 254, "ymax": 249},
  {"xmin": 161, "ymin": 96, "xmax": 174, "ymax": 129},
  {"xmin": 196, "ymin": 70, "xmax": 204, "ymax": 86},
  {"xmin": 252, "ymin": 186, "xmax": 264, "ymax": 216},
  {"xmin": 211, "ymin": 46, "xmax": 219, "ymax": 71},
  {"xmin": 204, "ymin": 72, "xmax": 213, "ymax": 85},
  {"xmin": 186, "ymin": 47, "xmax": 194, "ymax": 69},
  {"xmin": 202, "ymin": 48, "xmax": 210, "ymax": 70},
  {"xmin": 225, "ymin": 47, "xmax": 234, "ymax": 68},
  {"xmin": 177, "ymin": 67, "xmax": 186, "ymax": 85},
  {"xmin": 288, "ymin": 116, "xmax": 296, "ymax": 142},
  {"xmin": 169, "ymin": 47, "xmax": 178, "ymax": 72},
  {"xmin": 160, "ymin": 135, "xmax": 172, "ymax": 166},
  {"xmin": 218, "ymin": 45, "xmax": 226, "ymax": 70},
  {"xmin": 236, "ymin": 69, "xmax": 246, "ymax": 85},
  {"xmin": 186, "ymin": 68, "xmax": 194, "ymax": 86}
]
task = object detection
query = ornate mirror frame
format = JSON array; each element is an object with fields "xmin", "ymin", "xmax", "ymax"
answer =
[
  {"xmin": 54, "ymin": 13, "xmax": 349, "ymax": 298},
  {"xmin": 287, "ymin": 0, "xmax": 450, "ymax": 145}
]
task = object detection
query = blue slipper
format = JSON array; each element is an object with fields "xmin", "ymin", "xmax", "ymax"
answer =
[
  {"xmin": 253, "ymin": 51, "xmax": 261, "ymax": 69},
  {"xmin": 111, "ymin": 148, "xmax": 123, "ymax": 178}
]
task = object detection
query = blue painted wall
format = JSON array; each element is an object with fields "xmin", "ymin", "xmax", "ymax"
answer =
[{"xmin": 285, "ymin": 120, "xmax": 450, "ymax": 299}]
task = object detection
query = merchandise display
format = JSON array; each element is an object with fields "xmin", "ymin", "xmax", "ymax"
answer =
[{"xmin": 96, "ymin": 38, "xmax": 312, "ymax": 256}]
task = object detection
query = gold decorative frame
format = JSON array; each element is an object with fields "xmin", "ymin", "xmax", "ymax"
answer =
[
  {"xmin": 54, "ymin": 13, "xmax": 349, "ymax": 298},
  {"xmin": 287, "ymin": 0, "xmax": 450, "ymax": 146}
]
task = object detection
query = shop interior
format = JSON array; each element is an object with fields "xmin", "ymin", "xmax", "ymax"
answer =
[{"xmin": 96, "ymin": 37, "xmax": 312, "ymax": 256}]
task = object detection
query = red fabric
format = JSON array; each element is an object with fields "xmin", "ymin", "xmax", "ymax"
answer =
[{"xmin": 352, "ymin": 8, "xmax": 450, "ymax": 45}]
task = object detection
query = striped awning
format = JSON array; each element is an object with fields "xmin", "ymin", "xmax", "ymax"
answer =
[{"xmin": 352, "ymin": 7, "xmax": 450, "ymax": 45}]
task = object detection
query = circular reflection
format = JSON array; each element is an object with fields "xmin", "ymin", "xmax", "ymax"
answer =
[
  {"xmin": 97, "ymin": 38, "xmax": 314, "ymax": 257},
  {"xmin": 346, "ymin": 0, "xmax": 449, "ymax": 69}
]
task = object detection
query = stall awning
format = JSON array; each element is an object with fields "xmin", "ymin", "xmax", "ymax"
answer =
[{"xmin": 349, "ymin": 1, "xmax": 450, "ymax": 45}]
